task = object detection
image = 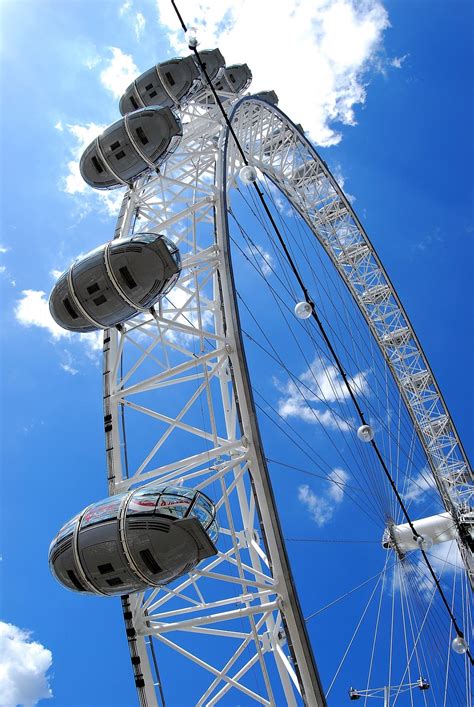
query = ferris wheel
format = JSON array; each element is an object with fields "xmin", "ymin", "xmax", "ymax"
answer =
[{"xmin": 47, "ymin": 23, "xmax": 473, "ymax": 707}]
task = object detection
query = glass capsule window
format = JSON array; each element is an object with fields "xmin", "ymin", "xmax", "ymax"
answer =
[
  {"xmin": 127, "ymin": 486, "xmax": 160, "ymax": 515},
  {"xmin": 127, "ymin": 483, "xmax": 218, "ymax": 541},
  {"xmin": 156, "ymin": 493, "xmax": 192, "ymax": 519},
  {"xmin": 81, "ymin": 495, "xmax": 123, "ymax": 528}
]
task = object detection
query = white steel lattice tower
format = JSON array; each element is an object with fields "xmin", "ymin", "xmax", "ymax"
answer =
[{"xmin": 94, "ymin": 80, "xmax": 473, "ymax": 705}]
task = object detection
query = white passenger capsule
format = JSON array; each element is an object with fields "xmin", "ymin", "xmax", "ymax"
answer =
[
  {"xmin": 119, "ymin": 56, "xmax": 200, "ymax": 114},
  {"xmin": 49, "ymin": 483, "xmax": 218, "ymax": 596},
  {"xmin": 294, "ymin": 301, "xmax": 313, "ymax": 319},
  {"xmin": 80, "ymin": 107, "xmax": 182, "ymax": 190},
  {"xmin": 357, "ymin": 424, "xmax": 374, "ymax": 442},
  {"xmin": 212, "ymin": 64, "xmax": 252, "ymax": 94},
  {"xmin": 49, "ymin": 233, "xmax": 181, "ymax": 332},
  {"xmin": 194, "ymin": 48, "xmax": 225, "ymax": 81},
  {"xmin": 253, "ymin": 90, "xmax": 279, "ymax": 105}
]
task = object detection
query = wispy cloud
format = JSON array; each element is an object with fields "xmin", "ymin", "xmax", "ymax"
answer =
[
  {"xmin": 0, "ymin": 622, "xmax": 53, "ymax": 707},
  {"xmin": 391, "ymin": 54, "xmax": 408, "ymax": 69},
  {"xmin": 275, "ymin": 357, "xmax": 368, "ymax": 431},
  {"xmin": 156, "ymin": 0, "xmax": 390, "ymax": 146},
  {"xmin": 245, "ymin": 242, "xmax": 274, "ymax": 276},
  {"xmin": 393, "ymin": 540, "xmax": 462, "ymax": 599},
  {"xmin": 99, "ymin": 47, "xmax": 139, "ymax": 98},
  {"xmin": 0, "ymin": 245, "xmax": 15, "ymax": 286},
  {"xmin": 298, "ymin": 468, "xmax": 349, "ymax": 526},
  {"xmin": 402, "ymin": 468, "xmax": 437, "ymax": 505},
  {"xmin": 411, "ymin": 228, "xmax": 443, "ymax": 253}
]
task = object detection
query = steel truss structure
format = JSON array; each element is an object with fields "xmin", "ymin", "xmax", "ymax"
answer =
[{"xmin": 101, "ymin": 88, "xmax": 473, "ymax": 706}]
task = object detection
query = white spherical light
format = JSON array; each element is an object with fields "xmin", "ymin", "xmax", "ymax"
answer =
[
  {"xmin": 239, "ymin": 165, "xmax": 257, "ymax": 185},
  {"xmin": 294, "ymin": 301, "xmax": 313, "ymax": 319},
  {"xmin": 185, "ymin": 28, "xmax": 198, "ymax": 48},
  {"xmin": 451, "ymin": 636, "xmax": 468, "ymax": 655},
  {"xmin": 357, "ymin": 424, "xmax": 374, "ymax": 442},
  {"xmin": 416, "ymin": 534, "xmax": 434, "ymax": 551}
]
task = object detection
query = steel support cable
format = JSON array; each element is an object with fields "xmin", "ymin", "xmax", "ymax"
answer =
[
  {"xmin": 171, "ymin": 0, "xmax": 472, "ymax": 666},
  {"xmin": 398, "ymin": 566, "xmax": 415, "ymax": 707},
  {"xmin": 393, "ymin": 567, "xmax": 426, "ymax": 707},
  {"xmin": 403, "ymin": 569, "xmax": 462, "ymax": 704},
  {"xmin": 397, "ymin": 568, "xmax": 429, "ymax": 707},
  {"xmin": 231, "ymin": 199, "xmax": 444, "ymax": 532},
  {"xmin": 232, "ymin": 194, "xmax": 397, "ymax": 450},
  {"xmin": 230, "ymin": 210, "xmax": 441, "ymax": 523},
  {"xmin": 237, "ymin": 293, "xmax": 389, "ymax": 517},
  {"xmin": 231, "ymin": 220, "xmax": 393, "ymax": 518},
  {"xmin": 252, "ymin": 390, "xmax": 382, "ymax": 528},
  {"xmin": 401, "ymin": 564, "xmax": 465, "ymax": 704},
  {"xmin": 386, "ymin": 558, "xmax": 396, "ymax": 704},
  {"xmin": 305, "ymin": 559, "xmax": 399, "ymax": 622},
  {"xmin": 266, "ymin": 456, "xmax": 398, "ymax": 516},
  {"xmin": 232, "ymin": 189, "xmax": 433, "ymax": 484},
  {"xmin": 241, "ymin": 172, "xmax": 474, "ymax": 662},
  {"xmin": 240, "ymin": 324, "xmax": 390, "ymax": 521},
  {"xmin": 265, "ymin": 456, "xmax": 384, "ymax": 520},
  {"xmin": 325, "ymin": 558, "xmax": 389, "ymax": 698},
  {"xmin": 400, "ymin": 561, "xmax": 466, "ymax": 704},
  {"xmin": 364, "ymin": 551, "xmax": 386, "ymax": 701},
  {"xmin": 401, "ymin": 560, "xmax": 467, "ymax": 699},
  {"xmin": 252, "ymin": 186, "xmax": 450, "ymax": 511},
  {"xmin": 231, "ymin": 222, "xmax": 389, "ymax": 511},
  {"xmin": 239, "ymin": 322, "xmax": 390, "ymax": 521}
]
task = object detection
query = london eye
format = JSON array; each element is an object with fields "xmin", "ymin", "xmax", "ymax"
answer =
[{"xmin": 47, "ymin": 15, "xmax": 473, "ymax": 707}]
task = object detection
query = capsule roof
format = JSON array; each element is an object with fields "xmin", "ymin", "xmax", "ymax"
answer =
[
  {"xmin": 212, "ymin": 64, "xmax": 252, "ymax": 95},
  {"xmin": 49, "ymin": 233, "xmax": 181, "ymax": 332},
  {"xmin": 80, "ymin": 107, "xmax": 182, "ymax": 190},
  {"xmin": 119, "ymin": 49, "xmax": 226, "ymax": 115},
  {"xmin": 253, "ymin": 90, "xmax": 279, "ymax": 105},
  {"xmin": 119, "ymin": 55, "xmax": 200, "ymax": 115}
]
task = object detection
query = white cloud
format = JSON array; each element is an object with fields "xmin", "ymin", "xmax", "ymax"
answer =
[
  {"xmin": 135, "ymin": 12, "xmax": 146, "ymax": 39},
  {"xmin": 156, "ymin": 0, "xmax": 390, "ymax": 145},
  {"xmin": 298, "ymin": 467, "xmax": 349, "ymax": 526},
  {"xmin": 54, "ymin": 120, "xmax": 63, "ymax": 132},
  {"xmin": 327, "ymin": 467, "xmax": 349, "ymax": 502},
  {"xmin": 391, "ymin": 53, "xmax": 408, "ymax": 69},
  {"xmin": 14, "ymin": 290, "xmax": 66, "ymax": 341},
  {"xmin": 60, "ymin": 350, "xmax": 79, "ymax": 376},
  {"xmin": 118, "ymin": 1, "xmax": 146, "ymax": 39},
  {"xmin": 14, "ymin": 290, "xmax": 103, "ymax": 356},
  {"xmin": 0, "ymin": 622, "xmax": 52, "ymax": 707},
  {"xmin": 100, "ymin": 47, "xmax": 139, "ymax": 99},
  {"xmin": 275, "ymin": 357, "xmax": 369, "ymax": 431},
  {"xmin": 402, "ymin": 468, "xmax": 437, "ymax": 505},
  {"xmin": 245, "ymin": 243, "xmax": 274, "ymax": 276},
  {"xmin": 119, "ymin": 0, "xmax": 132, "ymax": 15},
  {"xmin": 0, "ymin": 245, "xmax": 15, "ymax": 285}
]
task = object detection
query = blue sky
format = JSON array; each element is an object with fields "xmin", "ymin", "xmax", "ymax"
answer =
[{"xmin": 0, "ymin": 1, "xmax": 472, "ymax": 705}]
